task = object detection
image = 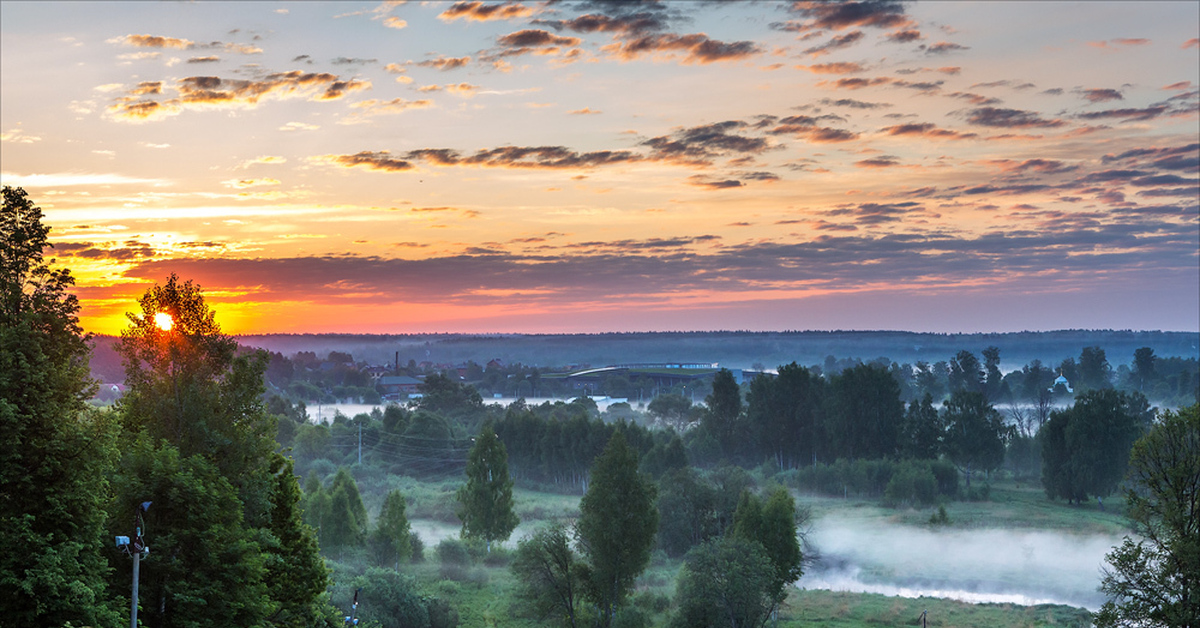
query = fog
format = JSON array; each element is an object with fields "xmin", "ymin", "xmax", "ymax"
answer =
[{"xmin": 799, "ymin": 516, "xmax": 1125, "ymax": 610}]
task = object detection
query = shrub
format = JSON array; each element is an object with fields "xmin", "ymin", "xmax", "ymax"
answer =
[{"xmin": 883, "ymin": 462, "xmax": 937, "ymax": 507}]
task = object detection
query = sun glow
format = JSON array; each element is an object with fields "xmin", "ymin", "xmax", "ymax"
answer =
[{"xmin": 154, "ymin": 312, "xmax": 173, "ymax": 331}]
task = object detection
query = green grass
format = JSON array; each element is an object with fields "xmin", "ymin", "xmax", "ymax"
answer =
[
  {"xmin": 348, "ymin": 475, "xmax": 1121, "ymax": 627},
  {"xmin": 781, "ymin": 589, "xmax": 1093, "ymax": 627}
]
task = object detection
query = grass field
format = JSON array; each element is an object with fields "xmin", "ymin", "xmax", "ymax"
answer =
[{"xmin": 347, "ymin": 475, "xmax": 1120, "ymax": 627}]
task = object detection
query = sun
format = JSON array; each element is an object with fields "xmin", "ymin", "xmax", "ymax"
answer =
[{"xmin": 154, "ymin": 312, "xmax": 173, "ymax": 332}]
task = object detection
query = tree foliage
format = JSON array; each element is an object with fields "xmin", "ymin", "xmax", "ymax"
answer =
[
  {"xmin": 457, "ymin": 424, "xmax": 519, "ymax": 549},
  {"xmin": 1041, "ymin": 389, "xmax": 1151, "ymax": 503},
  {"xmin": 1, "ymin": 186, "xmax": 122, "ymax": 627},
  {"xmin": 511, "ymin": 523, "xmax": 585, "ymax": 628},
  {"xmin": 372, "ymin": 489, "xmax": 413, "ymax": 568},
  {"xmin": 941, "ymin": 390, "xmax": 1009, "ymax": 486},
  {"xmin": 671, "ymin": 536, "xmax": 777, "ymax": 628},
  {"xmin": 1095, "ymin": 404, "xmax": 1199, "ymax": 628},
  {"xmin": 576, "ymin": 431, "xmax": 658, "ymax": 626}
]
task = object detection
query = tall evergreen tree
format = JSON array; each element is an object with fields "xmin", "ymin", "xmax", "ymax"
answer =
[
  {"xmin": 457, "ymin": 424, "xmax": 519, "ymax": 551},
  {"xmin": 372, "ymin": 489, "xmax": 413, "ymax": 568},
  {"xmin": 577, "ymin": 431, "xmax": 658, "ymax": 627},
  {"xmin": 702, "ymin": 368, "xmax": 742, "ymax": 452},
  {"xmin": 263, "ymin": 453, "xmax": 330, "ymax": 627},
  {"xmin": 1, "ymin": 186, "xmax": 123, "ymax": 627}
]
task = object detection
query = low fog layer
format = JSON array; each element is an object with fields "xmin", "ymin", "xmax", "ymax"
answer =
[{"xmin": 801, "ymin": 516, "xmax": 1125, "ymax": 610}]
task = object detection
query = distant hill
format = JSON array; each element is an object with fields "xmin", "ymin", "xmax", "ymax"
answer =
[
  {"xmin": 89, "ymin": 329, "xmax": 1199, "ymax": 383},
  {"xmin": 243, "ymin": 330, "xmax": 1198, "ymax": 370}
]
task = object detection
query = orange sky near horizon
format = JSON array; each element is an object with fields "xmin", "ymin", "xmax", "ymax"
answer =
[{"xmin": 3, "ymin": 1, "xmax": 1198, "ymax": 335}]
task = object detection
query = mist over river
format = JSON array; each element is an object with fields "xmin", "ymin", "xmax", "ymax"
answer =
[{"xmin": 799, "ymin": 516, "xmax": 1124, "ymax": 610}]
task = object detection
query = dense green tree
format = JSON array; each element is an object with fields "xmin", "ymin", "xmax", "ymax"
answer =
[
  {"xmin": 1132, "ymin": 347, "xmax": 1158, "ymax": 393},
  {"xmin": 657, "ymin": 468, "xmax": 720, "ymax": 558},
  {"xmin": 648, "ymin": 392, "xmax": 693, "ymax": 429},
  {"xmin": 702, "ymin": 368, "xmax": 741, "ymax": 446},
  {"xmin": 1095, "ymin": 404, "xmax": 1199, "ymax": 628},
  {"xmin": 109, "ymin": 436, "xmax": 271, "ymax": 627},
  {"xmin": 1041, "ymin": 389, "xmax": 1152, "ymax": 504},
  {"xmin": 948, "ymin": 350, "xmax": 984, "ymax": 395},
  {"xmin": 457, "ymin": 424, "xmax": 519, "ymax": 550},
  {"xmin": 729, "ymin": 487, "xmax": 803, "ymax": 601},
  {"xmin": 671, "ymin": 536, "xmax": 777, "ymax": 628},
  {"xmin": 1078, "ymin": 346, "xmax": 1113, "ymax": 392},
  {"xmin": 942, "ymin": 390, "xmax": 1009, "ymax": 488},
  {"xmin": 511, "ymin": 523, "xmax": 585, "ymax": 628},
  {"xmin": 900, "ymin": 393, "xmax": 942, "ymax": 459},
  {"xmin": 372, "ymin": 489, "xmax": 413, "ymax": 569},
  {"xmin": 982, "ymin": 346, "xmax": 1006, "ymax": 402},
  {"xmin": 827, "ymin": 364, "xmax": 904, "ymax": 459},
  {"xmin": 1, "ymin": 185, "xmax": 123, "ymax": 627},
  {"xmin": 746, "ymin": 364, "xmax": 824, "ymax": 469},
  {"xmin": 351, "ymin": 568, "xmax": 431, "ymax": 628},
  {"xmin": 641, "ymin": 433, "xmax": 688, "ymax": 478},
  {"xmin": 417, "ymin": 372, "xmax": 483, "ymax": 418},
  {"xmin": 577, "ymin": 431, "xmax": 658, "ymax": 626},
  {"xmin": 263, "ymin": 453, "xmax": 330, "ymax": 627}
]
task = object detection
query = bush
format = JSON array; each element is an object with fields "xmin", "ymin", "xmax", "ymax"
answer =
[
  {"xmin": 929, "ymin": 505, "xmax": 951, "ymax": 526},
  {"xmin": 352, "ymin": 568, "xmax": 430, "ymax": 628},
  {"xmin": 426, "ymin": 597, "xmax": 460, "ymax": 628},
  {"xmin": 437, "ymin": 538, "xmax": 472, "ymax": 581},
  {"xmin": 613, "ymin": 606, "xmax": 650, "ymax": 628},
  {"xmin": 883, "ymin": 462, "xmax": 938, "ymax": 507}
]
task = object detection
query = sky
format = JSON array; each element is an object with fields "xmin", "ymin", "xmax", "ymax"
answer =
[{"xmin": 2, "ymin": 1, "xmax": 1197, "ymax": 336}]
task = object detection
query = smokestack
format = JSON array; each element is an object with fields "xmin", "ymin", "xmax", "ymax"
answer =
[{"xmin": 395, "ymin": 351, "xmax": 400, "ymax": 374}]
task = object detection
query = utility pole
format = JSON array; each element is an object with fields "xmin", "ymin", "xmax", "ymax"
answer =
[
  {"xmin": 358, "ymin": 421, "xmax": 362, "ymax": 465},
  {"xmin": 117, "ymin": 501, "xmax": 152, "ymax": 628}
]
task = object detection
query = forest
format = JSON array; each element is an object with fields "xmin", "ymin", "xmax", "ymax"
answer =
[{"xmin": 5, "ymin": 184, "xmax": 1199, "ymax": 628}]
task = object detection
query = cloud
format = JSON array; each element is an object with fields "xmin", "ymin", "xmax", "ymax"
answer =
[
  {"xmin": 383, "ymin": 16, "xmax": 408, "ymax": 29},
  {"xmin": 604, "ymin": 33, "xmax": 761, "ymax": 64},
  {"xmin": 1088, "ymin": 38, "xmax": 1151, "ymax": 49},
  {"xmin": 1, "ymin": 129, "xmax": 42, "ymax": 143},
  {"xmin": 333, "ymin": 57, "xmax": 378, "ymax": 65},
  {"xmin": 1080, "ymin": 88, "xmax": 1123, "ymax": 103},
  {"xmin": 108, "ymin": 34, "xmax": 262, "ymax": 55},
  {"xmin": 819, "ymin": 76, "xmax": 891, "ymax": 90},
  {"xmin": 311, "ymin": 151, "xmax": 415, "ymax": 172},
  {"xmin": 886, "ymin": 29, "xmax": 922, "ymax": 43},
  {"xmin": 880, "ymin": 122, "xmax": 976, "ymax": 140},
  {"xmin": 439, "ymin": 2, "xmax": 533, "ymax": 22},
  {"xmin": 187, "ymin": 56, "xmax": 221, "ymax": 64},
  {"xmin": 644, "ymin": 121, "xmax": 772, "ymax": 164},
  {"xmin": 279, "ymin": 121, "xmax": 319, "ymax": 131},
  {"xmin": 107, "ymin": 71, "xmax": 372, "ymax": 122},
  {"xmin": 417, "ymin": 56, "xmax": 471, "ymax": 70},
  {"xmin": 855, "ymin": 156, "xmax": 900, "ymax": 168},
  {"xmin": 986, "ymin": 159, "xmax": 1077, "ymax": 175},
  {"xmin": 109, "ymin": 34, "xmax": 193, "ymax": 49},
  {"xmin": 1185, "ymin": 38, "xmax": 1200, "ymax": 49},
  {"xmin": 799, "ymin": 62, "xmax": 866, "ymax": 74},
  {"xmin": 222, "ymin": 177, "xmax": 281, "ymax": 189},
  {"xmin": 498, "ymin": 29, "xmax": 582, "ymax": 48},
  {"xmin": 236, "ymin": 155, "xmax": 288, "ymax": 169},
  {"xmin": 536, "ymin": 12, "xmax": 668, "ymax": 36},
  {"xmin": 947, "ymin": 91, "xmax": 1001, "ymax": 105},
  {"xmin": 568, "ymin": 108, "xmax": 602, "ymax": 115},
  {"xmin": 964, "ymin": 107, "xmax": 1065, "ymax": 128},
  {"xmin": 786, "ymin": 1, "xmax": 912, "ymax": 31},
  {"xmin": 687, "ymin": 175, "xmax": 744, "ymax": 190},
  {"xmin": 1076, "ymin": 106, "xmax": 1168, "ymax": 122},
  {"xmin": 827, "ymin": 201, "xmax": 924, "ymax": 225},
  {"xmin": 924, "ymin": 41, "xmax": 969, "ymax": 55},
  {"xmin": 803, "ymin": 31, "xmax": 865, "ymax": 57},
  {"xmin": 406, "ymin": 146, "xmax": 643, "ymax": 169},
  {"xmin": 818, "ymin": 97, "xmax": 889, "ymax": 109}
]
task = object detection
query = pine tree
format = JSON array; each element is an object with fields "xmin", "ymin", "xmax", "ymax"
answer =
[
  {"xmin": 263, "ymin": 453, "xmax": 330, "ymax": 627},
  {"xmin": 577, "ymin": 431, "xmax": 658, "ymax": 627},
  {"xmin": 457, "ymin": 424, "xmax": 519, "ymax": 551},
  {"xmin": 372, "ymin": 489, "xmax": 413, "ymax": 568},
  {"xmin": 1, "ymin": 186, "xmax": 123, "ymax": 626}
]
